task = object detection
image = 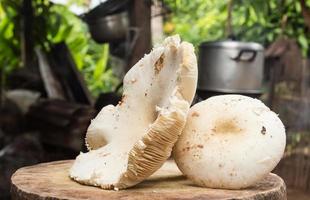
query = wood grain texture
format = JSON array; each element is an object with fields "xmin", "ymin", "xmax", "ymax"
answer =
[{"xmin": 11, "ymin": 160, "xmax": 286, "ymax": 200}]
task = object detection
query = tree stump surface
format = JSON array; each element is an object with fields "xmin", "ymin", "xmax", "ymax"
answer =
[{"xmin": 11, "ymin": 160, "xmax": 286, "ymax": 200}]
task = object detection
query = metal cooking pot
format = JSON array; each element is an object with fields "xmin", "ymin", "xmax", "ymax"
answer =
[
  {"xmin": 86, "ymin": 11, "xmax": 129, "ymax": 43},
  {"xmin": 198, "ymin": 41, "xmax": 264, "ymax": 94}
]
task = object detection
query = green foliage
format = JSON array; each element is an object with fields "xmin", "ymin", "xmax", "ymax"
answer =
[
  {"xmin": 164, "ymin": 0, "xmax": 310, "ymax": 56},
  {"xmin": 49, "ymin": 4, "xmax": 119, "ymax": 96},
  {"xmin": 164, "ymin": 0, "xmax": 227, "ymax": 47},
  {"xmin": 0, "ymin": 0, "xmax": 22, "ymax": 75},
  {"xmin": 0, "ymin": 0, "xmax": 119, "ymax": 96}
]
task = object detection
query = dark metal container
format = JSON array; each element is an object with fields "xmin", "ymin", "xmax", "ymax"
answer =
[
  {"xmin": 198, "ymin": 41, "xmax": 264, "ymax": 94},
  {"xmin": 86, "ymin": 12, "xmax": 129, "ymax": 43}
]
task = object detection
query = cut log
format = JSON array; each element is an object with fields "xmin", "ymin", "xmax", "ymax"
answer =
[
  {"xmin": 26, "ymin": 99, "xmax": 96, "ymax": 151},
  {"xmin": 11, "ymin": 160, "xmax": 286, "ymax": 200}
]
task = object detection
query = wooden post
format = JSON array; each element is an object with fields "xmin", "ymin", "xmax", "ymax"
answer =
[
  {"xmin": 21, "ymin": 0, "xmax": 34, "ymax": 68},
  {"xmin": 268, "ymin": 58, "xmax": 280, "ymax": 109},
  {"xmin": 300, "ymin": 0, "xmax": 310, "ymax": 30},
  {"xmin": 225, "ymin": 0, "xmax": 234, "ymax": 38},
  {"xmin": 127, "ymin": 0, "xmax": 152, "ymax": 72},
  {"xmin": 0, "ymin": 68, "xmax": 3, "ymax": 108}
]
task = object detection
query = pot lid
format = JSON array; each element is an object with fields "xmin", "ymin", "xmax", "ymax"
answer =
[{"xmin": 200, "ymin": 40, "xmax": 264, "ymax": 51}]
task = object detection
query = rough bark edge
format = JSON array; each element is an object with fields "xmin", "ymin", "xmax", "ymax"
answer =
[
  {"xmin": 231, "ymin": 174, "xmax": 287, "ymax": 200},
  {"xmin": 11, "ymin": 171, "xmax": 287, "ymax": 200}
]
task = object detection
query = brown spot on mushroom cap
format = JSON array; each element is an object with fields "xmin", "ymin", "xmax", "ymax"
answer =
[
  {"xmin": 191, "ymin": 111, "xmax": 200, "ymax": 117},
  {"xmin": 213, "ymin": 118, "xmax": 243, "ymax": 134},
  {"xmin": 182, "ymin": 144, "xmax": 204, "ymax": 152},
  {"xmin": 261, "ymin": 126, "xmax": 266, "ymax": 135},
  {"xmin": 197, "ymin": 144, "xmax": 204, "ymax": 149},
  {"xmin": 154, "ymin": 53, "xmax": 165, "ymax": 74},
  {"xmin": 118, "ymin": 95, "xmax": 126, "ymax": 106}
]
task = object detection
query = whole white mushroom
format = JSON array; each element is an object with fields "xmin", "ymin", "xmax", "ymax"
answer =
[{"xmin": 173, "ymin": 95, "xmax": 286, "ymax": 189}]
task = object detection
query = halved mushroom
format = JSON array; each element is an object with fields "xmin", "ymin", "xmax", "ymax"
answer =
[
  {"xmin": 173, "ymin": 95, "xmax": 286, "ymax": 189},
  {"xmin": 70, "ymin": 35, "xmax": 198, "ymax": 190}
]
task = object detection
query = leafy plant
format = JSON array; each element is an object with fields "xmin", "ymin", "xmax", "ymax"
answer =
[
  {"xmin": 163, "ymin": 0, "xmax": 227, "ymax": 47},
  {"xmin": 0, "ymin": 0, "xmax": 119, "ymax": 97},
  {"xmin": 164, "ymin": 0, "xmax": 310, "ymax": 56},
  {"xmin": 0, "ymin": 0, "xmax": 22, "ymax": 75}
]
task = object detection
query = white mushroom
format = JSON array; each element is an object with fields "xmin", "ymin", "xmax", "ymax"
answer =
[
  {"xmin": 173, "ymin": 95, "xmax": 286, "ymax": 189},
  {"xmin": 70, "ymin": 35, "xmax": 198, "ymax": 190}
]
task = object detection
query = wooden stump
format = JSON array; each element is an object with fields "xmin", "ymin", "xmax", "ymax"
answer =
[{"xmin": 11, "ymin": 160, "xmax": 286, "ymax": 200}]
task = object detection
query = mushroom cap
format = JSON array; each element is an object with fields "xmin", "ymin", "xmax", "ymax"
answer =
[
  {"xmin": 70, "ymin": 35, "xmax": 198, "ymax": 190},
  {"xmin": 173, "ymin": 95, "xmax": 286, "ymax": 189}
]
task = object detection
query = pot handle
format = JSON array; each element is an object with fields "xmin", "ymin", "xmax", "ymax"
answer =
[{"xmin": 231, "ymin": 49, "xmax": 257, "ymax": 62}]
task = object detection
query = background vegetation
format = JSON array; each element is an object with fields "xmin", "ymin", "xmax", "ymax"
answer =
[
  {"xmin": 164, "ymin": 0, "xmax": 310, "ymax": 56},
  {"xmin": 0, "ymin": 0, "xmax": 309, "ymax": 97},
  {"xmin": 0, "ymin": 0, "xmax": 118, "ymax": 97}
]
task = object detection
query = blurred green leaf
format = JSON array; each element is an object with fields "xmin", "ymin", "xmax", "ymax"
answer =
[
  {"xmin": 93, "ymin": 44, "xmax": 109, "ymax": 80},
  {"xmin": 298, "ymin": 34, "xmax": 309, "ymax": 57}
]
